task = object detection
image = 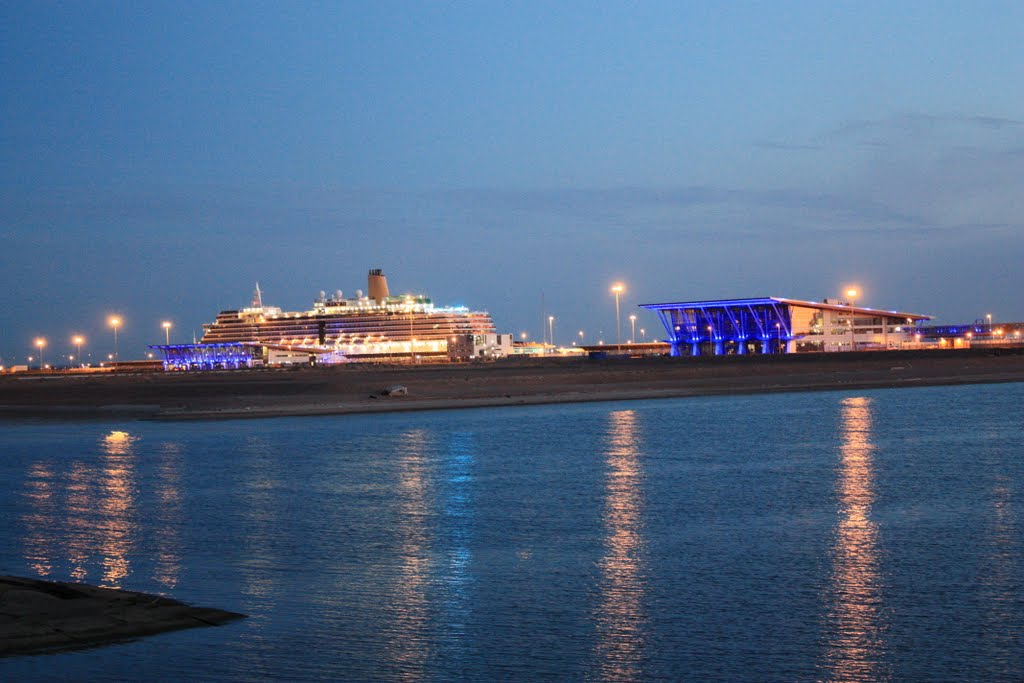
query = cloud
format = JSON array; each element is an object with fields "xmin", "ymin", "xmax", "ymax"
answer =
[
  {"xmin": 753, "ymin": 141, "xmax": 821, "ymax": 152},
  {"xmin": 829, "ymin": 113, "xmax": 1022, "ymax": 140}
]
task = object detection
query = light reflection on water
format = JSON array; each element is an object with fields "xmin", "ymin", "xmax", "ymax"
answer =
[
  {"xmin": 98, "ymin": 430, "xmax": 138, "ymax": 588},
  {"xmin": 823, "ymin": 396, "xmax": 889, "ymax": 682},
  {"xmin": 386, "ymin": 428, "xmax": 433, "ymax": 679},
  {"xmin": 438, "ymin": 431, "xmax": 475, "ymax": 670},
  {"xmin": 980, "ymin": 477, "xmax": 1019, "ymax": 678},
  {"xmin": 18, "ymin": 429, "xmax": 181, "ymax": 591},
  {"xmin": 21, "ymin": 460, "xmax": 56, "ymax": 577},
  {"xmin": 152, "ymin": 442, "xmax": 183, "ymax": 590},
  {"xmin": 235, "ymin": 434, "xmax": 283, "ymax": 666},
  {"xmin": 593, "ymin": 409, "xmax": 647, "ymax": 681}
]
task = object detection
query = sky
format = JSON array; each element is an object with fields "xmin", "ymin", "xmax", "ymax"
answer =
[{"xmin": 2, "ymin": 1, "xmax": 1024, "ymax": 363}]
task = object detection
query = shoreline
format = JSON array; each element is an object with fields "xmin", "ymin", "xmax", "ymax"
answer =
[
  {"xmin": 151, "ymin": 372, "xmax": 1024, "ymax": 421},
  {"xmin": 2, "ymin": 349, "xmax": 1023, "ymax": 421},
  {"xmin": 0, "ymin": 575, "xmax": 244, "ymax": 657}
]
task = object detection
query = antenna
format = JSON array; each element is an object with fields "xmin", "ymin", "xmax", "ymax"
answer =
[{"xmin": 252, "ymin": 282, "xmax": 263, "ymax": 308}]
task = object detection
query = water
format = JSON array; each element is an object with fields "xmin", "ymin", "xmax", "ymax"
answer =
[{"xmin": 1, "ymin": 383, "xmax": 1022, "ymax": 681}]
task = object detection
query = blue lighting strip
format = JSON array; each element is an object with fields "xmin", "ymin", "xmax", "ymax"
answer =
[
  {"xmin": 915, "ymin": 324, "xmax": 983, "ymax": 337},
  {"xmin": 148, "ymin": 344, "xmax": 259, "ymax": 371}
]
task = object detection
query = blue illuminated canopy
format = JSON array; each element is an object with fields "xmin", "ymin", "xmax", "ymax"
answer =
[
  {"xmin": 149, "ymin": 343, "xmax": 260, "ymax": 370},
  {"xmin": 640, "ymin": 296, "xmax": 930, "ymax": 357}
]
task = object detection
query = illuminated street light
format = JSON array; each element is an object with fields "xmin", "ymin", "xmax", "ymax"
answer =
[
  {"xmin": 611, "ymin": 283, "xmax": 625, "ymax": 346},
  {"xmin": 109, "ymin": 316, "xmax": 122, "ymax": 360},
  {"xmin": 72, "ymin": 335, "xmax": 84, "ymax": 365},
  {"xmin": 34, "ymin": 337, "xmax": 46, "ymax": 370},
  {"xmin": 162, "ymin": 321, "xmax": 172, "ymax": 345},
  {"xmin": 548, "ymin": 316, "xmax": 555, "ymax": 348},
  {"xmin": 578, "ymin": 330, "xmax": 584, "ymax": 345},
  {"xmin": 640, "ymin": 328, "xmax": 646, "ymax": 341},
  {"xmin": 629, "ymin": 314, "xmax": 636, "ymax": 344},
  {"xmin": 986, "ymin": 313, "xmax": 993, "ymax": 334}
]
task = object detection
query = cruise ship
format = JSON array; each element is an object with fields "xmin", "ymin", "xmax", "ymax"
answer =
[{"xmin": 174, "ymin": 269, "xmax": 499, "ymax": 366}]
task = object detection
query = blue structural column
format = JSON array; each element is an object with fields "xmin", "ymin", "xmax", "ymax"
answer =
[
  {"xmin": 670, "ymin": 341, "xmax": 684, "ymax": 357},
  {"xmin": 691, "ymin": 341, "xmax": 701, "ymax": 356},
  {"xmin": 714, "ymin": 340, "xmax": 724, "ymax": 355},
  {"xmin": 761, "ymin": 339, "xmax": 771, "ymax": 354},
  {"xmin": 737, "ymin": 339, "xmax": 746, "ymax": 354}
]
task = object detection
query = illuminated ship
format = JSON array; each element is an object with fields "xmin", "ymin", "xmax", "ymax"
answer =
[{"xmin": 198, "ymin": 269, "xmax": 497, "ymax": 362}]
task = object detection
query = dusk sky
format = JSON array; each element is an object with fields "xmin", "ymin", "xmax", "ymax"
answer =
[{"xmin": 3, "ymin": 2, "xmax": 1024, "ymax": 363}]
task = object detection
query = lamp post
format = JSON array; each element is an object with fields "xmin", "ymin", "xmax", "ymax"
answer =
[
  {"xmin": 578, "ymin": 330, "xmax": 584, "ymax": 346},
  {"xmin": 162, "ymin": 321, "xmax": 172, "ymax": 345},
  {"xmin": 845, "ymin": 289, "xmax": 858, "ymax": 351},
  {"xmin": 776, "ymin": 322, "xmax": 782, "ymax": 353},
  {"xmin": 35, "ymin": 338, "xmax": 46, "ymax": 370},
  {"xmin": 611, "ymin": 283, "xmax": 624, "ymax": 346},
  {"xmin": 629, "ymin": 314, "xmax": 636, "ymax": 343},
  {"xmin": 109, "ymin": 316, "xmax": 121, "ymax": 360},
  {"xmin": 548, "ymin": 316, "xmax": 555, "ymax": 348},
  {"xmin": 986, "ymin": 313, "xmax": 993, "ymax": 334},
  {"xmin": 72, "ymin": 335, "xmax": 84, "ymax": 366},
  {"xmin": 640, "ymin": 328, "xmax": 646, "ymax": 341}
]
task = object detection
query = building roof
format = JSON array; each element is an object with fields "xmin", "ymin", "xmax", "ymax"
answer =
[{"xmin": 640, "ymin": 297, "xmax": 931, "ymax": 321}]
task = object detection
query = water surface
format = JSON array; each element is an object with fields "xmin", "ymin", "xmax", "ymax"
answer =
[{"xmin": 1, "ymin": 383, "xmax": 1022, "ymax": 681}]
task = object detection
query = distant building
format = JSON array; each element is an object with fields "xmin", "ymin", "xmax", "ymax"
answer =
[
  {"xmin": 447, "ymin": 333, "xmax": 514, "ymax": 361},
  {"xmin": 641, "ymin": 297, "xmax": 931, "ymax": 356}
]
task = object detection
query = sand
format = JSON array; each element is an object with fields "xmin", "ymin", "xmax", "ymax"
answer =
[
  {"xmin": 1, "ymin": 348, "xmax": 1023, "ymax": 421},
  {"xmin": 0, "ymin": 575, "xmax": 245, "ymax": 656}
]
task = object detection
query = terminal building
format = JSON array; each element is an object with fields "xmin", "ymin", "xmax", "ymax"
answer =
[{"xmin": 641, "ymin": 296, "xmax": 931, "ymax": 356}]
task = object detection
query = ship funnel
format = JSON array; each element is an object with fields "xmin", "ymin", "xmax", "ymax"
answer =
[{"xmin": 368, "ymin": 268, "xmax": 390, "ymax": 301}]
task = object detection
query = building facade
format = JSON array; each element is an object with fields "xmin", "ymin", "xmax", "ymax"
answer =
[{"xmin": 641, "ymin": 297, "xmax": 931, "ymax": 356}]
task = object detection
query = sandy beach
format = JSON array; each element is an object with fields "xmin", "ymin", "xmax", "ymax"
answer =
[{"xmin": 1, "ymin": 348, "xmax": 1023, "ymax": 421}]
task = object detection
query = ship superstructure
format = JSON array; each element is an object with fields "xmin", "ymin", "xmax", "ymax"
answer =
[{"xmin": 199, "ymin": 269, "xmax": 496, "ymax": 361}]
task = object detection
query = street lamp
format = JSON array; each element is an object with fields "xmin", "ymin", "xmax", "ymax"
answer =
[
  {"xmin": 611, "ymin": 283, "xmax": 625, "ymax": 346},
  {"xmin": 640, "ymin": 328, "xmax": 646, "ymax": 341},
  {"xmin": 629, "ymin": 314, "xmax": 636, "ymax": 343},
  {"xmin": 162, "ymin": 321, "xmax": 172, "ymax": 345},
  {"xmin": 776, "ymin": 322, "xmax": 782, "ymax": 353},
  {"xmin": 109, "ymin": 316, "xmax": 122, "ymax": 360},
  {"xmin": 845, "ymin": 288, "xmax": 858, "ymax": 351},
  {"xmin": 72, "ymin": 335, "xmax": 84, "ymax": 365},
  {"xmin": 548, "ymin": 316, "xmax": 555, "ymax": 348},
  {"xmin": 35, "ymin": 338, "xmax": 46, "ymax": 370},
  {"xmin": 578, "ymin": 330, "xmax": 584, "ymax": 345},
  {"xmin": 986, "ymin": 313, "xmax": 993, "ymax": 334}
]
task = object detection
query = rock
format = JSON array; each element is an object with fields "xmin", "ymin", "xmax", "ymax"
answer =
[{"xmin": 0, "ymin": 575, "xmax": 246, "ymax": 656}]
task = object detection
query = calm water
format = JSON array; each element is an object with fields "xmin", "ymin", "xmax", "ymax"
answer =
[{"xmin": 1, "ymin": 383, "xmax": 1022, "ymax": 681}]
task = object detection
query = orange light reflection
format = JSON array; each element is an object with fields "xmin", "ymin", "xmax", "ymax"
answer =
[
  {"xmin": 593, "ymin": 409, "xmax": 646, "ymax": 681},
  {"xmin": 823, "ymin": 397, "xmax": 888, "ymax": 681},
  {"xmin": 98, "ymin": 430, "xmax": 139, "ymax": 588}
]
